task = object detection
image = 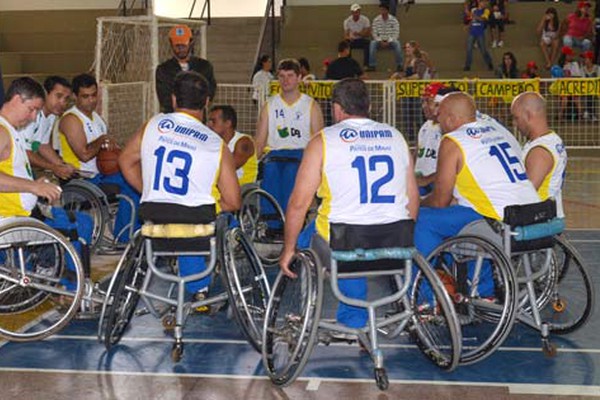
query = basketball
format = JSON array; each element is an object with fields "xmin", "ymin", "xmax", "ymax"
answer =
[{"xmin": 97, "ymin": 147, "xmax": 121, "ymax": 175}]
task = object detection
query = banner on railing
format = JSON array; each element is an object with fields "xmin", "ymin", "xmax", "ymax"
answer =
[
  {"xmin": 474, "ymin": 79, "xmax": 540, "ymax": 103},
  {"xmin": 394, "ymin": 80, "xmax": 470, "ymax": 98},
  {"xmin": 268, "ymin": 81, "xmax": 336, "ymax": 100},
  {"xmin": 548, "ymin": 78, "xmax": 600, "ymax": 96}
]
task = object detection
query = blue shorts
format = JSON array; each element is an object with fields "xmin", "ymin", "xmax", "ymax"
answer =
[{"xmin": 260, "ymin": 149, "xmax": 303, "ymax": 216}]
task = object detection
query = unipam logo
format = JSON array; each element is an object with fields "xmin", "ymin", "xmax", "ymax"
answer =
[
  {"xmin": 340, "ymin": 128, "xmax": 359, "ymax": 143},
  {"xmin": 158, "ymin": 118, "xmax": 175, "ymax": 133}
]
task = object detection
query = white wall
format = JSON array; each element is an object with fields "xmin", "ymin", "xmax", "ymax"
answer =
[
  {"xmin": 286, "ymin": 0, "xmax": 462, "ymax": 5},
  {"xmin": 0, "ymin": 0, "xmax": 130, "ymax": 11},
  {"xmin": 154, "ymin": 0, "xmax": 268, "ymax": 18}
]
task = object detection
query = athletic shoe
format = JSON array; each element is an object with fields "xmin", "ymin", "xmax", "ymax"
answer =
[
  {"xmin": 492, "ymin": 40, "xmax": 498, "ymax": 48},
  {"xmin": 498, "ymin": 40, "xmax": 504, "ymax": 47}
]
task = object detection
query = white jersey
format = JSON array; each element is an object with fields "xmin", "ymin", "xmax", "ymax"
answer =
[
  {"xmin": 316, "ymin": 118, "xmax": 412, "ymax": 240},
  {"xmin": 141, "ymin": 112, "xmax": 223, "ymax": 207},
  {"xmin": 0, "ymin": 116, "xmax": 37, "ymax": 217},
  {"xmin": 58, "ymin": 106, "xmax": 107, "ymax": 175},
  {"xmin": 20, "ymin": 111, "xmax": 56, "ymax": 151},
  {"xmin": 445, "ymin": 120, "xmax": 540, "ymax": 221},
  {"xmin": 415, "ymin": 119, "xmax": 441, "ymax": 177},
  {"xmin": 523, "ymin": 132, "xmax": 567, "ymax": 218},
  {"xmin": 267, "ymin": 93, "xmax": 314, "ymax": 150}
]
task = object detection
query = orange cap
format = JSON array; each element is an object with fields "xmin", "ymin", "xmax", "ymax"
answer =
[{"xmin": 169, "ymin": 24, "xmax": 192, "ymax": 45}]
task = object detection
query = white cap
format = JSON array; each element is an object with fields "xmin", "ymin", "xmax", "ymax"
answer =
[{"xmin": 350, "ymin": 3, "xmax": 361, "ymax": 12}]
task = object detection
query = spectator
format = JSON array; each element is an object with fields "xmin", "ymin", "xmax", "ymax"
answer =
[
  {"xmin": 251, "ymin": 54, "xmax": 274, "ymax": 103},
  {"xmin": 594, "ymin": 1, "xmax": 600, "ymax": 64},
  {"xmin": 326, "ymin": 41, "xmax": 364, "ymax": 80},
  {"xmin": 581, "ymin": 51, "xmax": 599, "ymax": 120},
  {"xmin": 558, "ymin": 46, "xmax": 583, "ymax": 120},
  {"xmin": 496, "ymin": 51, "xmax": 518, "ymax": 78},
  {"xmin": 367, "ymin": 3, "xmax": 403, "ymax": 72},
  {"xmin": 522, "ymin": 61, "xmax": 540, "ymax": 79},
  {"xmin": 463, "ymin": 0, "xmax": 478, "ymax": 26},
  {"xmin": 298, "ymin": 57, "xmax": 316, "ymax": 82},
  {"xmin": 155, "ymin": 24, "xmax": 217, "ymax": 113},
  {"xmin": 464, "ymin": 0, "xmax": 494, "ymax": 72},
  {"xmin": 489, "ymin": 0, "xmax": 508, "ymax": 48},
  {"xmin": 343, "ymin": 3, "xmax": 371, "ymax": 68},
  {"xmin": 538, "ymin": 7, "xmax": 561, "ymax": 69},
  {"xmin": 400, "ymin": 41, "xmax": 434, "ymax": 79},
  {"xmin": 560, "ymin": 1, "xmax": 593, "ymax": 52}
]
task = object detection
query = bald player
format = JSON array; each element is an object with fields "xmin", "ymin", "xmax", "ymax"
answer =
[
  {"xmin": 511, "ymin": 91, "xmax": 567, "ymax": 218},
  {"xmin": 416, "ymin": 92, "xmax": 540, "ymax": 258}
]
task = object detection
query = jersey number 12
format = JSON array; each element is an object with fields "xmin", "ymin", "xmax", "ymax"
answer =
[{"xmin": 351, "ymin": 155, "xmax": 395, "ymax": 204}]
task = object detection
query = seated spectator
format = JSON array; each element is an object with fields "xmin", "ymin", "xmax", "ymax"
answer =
[
  {"xmin": 522, "ymin": 61, "xmax": 540, "ymax": 79},
  {"xmin": 367, "ymin": 3, "xmax": 403, "ymax": 72},
  {"xmin": 326, "ymin": 41, "xmax": 364, "ymax": 80},
  {"xmin": 343, "ymin": 3, "xmax": 371, "ymax": 68},
  {"xmin": 251, "ymin": 54, "xmax": 274, "ymax": 103},
  {"xmin": 595, "ymin": 2, "xmax": 600, "ymax": 64},
  {"xmin": 560, "ymin": 1, "xmax": 593, "ymax": 52},
  {"xmin": 298, "ymin": 57, "xmax": 316, "ymax": 82},
  {"xmin": 581, "ymin": 51, "xmax": 599, "ymax": 120},
  {"xmin": 538, "ymin": 7, "xmax": 561, "ymax": 69},
  {"xmin": 396, "ymin": 41, "xmax": 434, "ymax": 80},
  {"xmin": 496, "ymin": 51, "xmax": 519, "ymax": 78},
  {"xmin": 489, "ymin": 0, "xmax": 508, "ymax": 48}
]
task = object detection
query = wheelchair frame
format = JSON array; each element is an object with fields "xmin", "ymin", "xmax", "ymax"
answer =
[
  {"xmin": 98, "ymin": 222, "xmax": 270, "ymax": 362},
  {"xmin": 262, "ymin": 246, "xmax": 462, "ymax": 391}
]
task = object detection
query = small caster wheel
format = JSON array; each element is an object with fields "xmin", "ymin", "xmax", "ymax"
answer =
[
  {"xmin": 542, "ymin": 340, "xmax": 557, "ymax": 358},
  {"xmin": 374, "ymin": 368, "xmax": 389, "ymax": 391},
  {"xmin": 552, "ymin": 298, "xmax": 566, "ymax": 313},
  {"xmin": 172, "ymin": 342, "xmax": 184, "ymax": 362},
  {"xmin": 162, "ymin": 314, "xmax": 176, "ymax": 330}
]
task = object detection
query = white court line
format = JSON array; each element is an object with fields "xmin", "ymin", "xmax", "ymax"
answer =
[
  {"xmin": 306, "ymin": 378, "xmax": 322, "ymax": 391},
  {"xmin": 48, "ymin": 334, "xmax": 600, "ymax": 354},
  {"xmin": 0, "ymin": 367, "xmax": 597, "ymax": 397}
]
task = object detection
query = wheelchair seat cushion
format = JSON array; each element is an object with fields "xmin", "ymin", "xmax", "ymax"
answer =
[
  {"xmin": 504, "ymin": 199, "xmax": 558, "ymax": 252},
  {"xmin": 139, "ymin": 202, "xmax": 216, "ymax": 225},
  {"xmin": 329, "ymin": 219, "xmax": 415, "ymax": 274}
]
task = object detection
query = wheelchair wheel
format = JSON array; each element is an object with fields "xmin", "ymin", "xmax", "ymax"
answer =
[
  {"xmin": 543, "ymin": 235, "xmax": 594, "ymax": 334},
  {"xmin": 427, "ymin": 235, "xmax": 517, "ymax": 365},
  {"xmin": 262, "ymin": 249, "xmax": 323, "ymax": 386},
  {"xmin": 0, "ymin": 219, "xmax": 84, "ymax": 341},
  {"xmin": 220, "ymin": 227, "xmax": 270, "ymax": 352},
  {"xmin": 239, "ymin": 188, "xmax": 285, "ymax": 265},
  {"xmin": 61, "ymin": 183, "xmax": 109, "ymax": 253},
  {"xmin": 103, "ymin": 234, "xmax": 146, "ymax": 349},
  {"xmin": 409, "ymin": 252, "xmax": 462, "ymax": 371}
]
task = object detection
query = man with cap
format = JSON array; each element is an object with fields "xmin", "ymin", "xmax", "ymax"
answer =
[
  {"xmin": 343, "ymin": 4, "xmax": 371, "ymax": 68},
  {"xmin": 155, "ymin": 24, "xmax": 217, "ymax": 113},
  {"xmin": 561, "ymin": 1, "xmax": 593, "ymax": 52}
]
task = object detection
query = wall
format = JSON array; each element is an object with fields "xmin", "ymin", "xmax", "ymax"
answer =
[
  {"xmin": 154, "ymin": 0, "xmax": 268, "ymax": 18},
  {"xmin": 286, "ymin": 0, "xmax": 462, "ymax": 5},
  {"xmin": 0, "ymin": 0, "xmax": 133, "ymax": 11}
]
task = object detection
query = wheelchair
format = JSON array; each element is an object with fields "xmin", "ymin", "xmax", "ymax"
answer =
[
  {"xmin": 261, "ymin": 221, "xmax": 462, "ymax": 391},
  {"xmin": 427, "ymin": 200, "xmax": 594, "ymax": 364},
  {"xmin": 60, "ymin": 178, "xmax": 137, "ymax": 254},
  {"xmin": 238, "ymin": 186, "xmax": 285, "ymax": 266},
  {"xmin": 0, "ymin": 217, "xmax": 86, "ymax": 341},
  {"xmin": 97, "ymin": 215, "xmax": 271, "ymax": 362}
]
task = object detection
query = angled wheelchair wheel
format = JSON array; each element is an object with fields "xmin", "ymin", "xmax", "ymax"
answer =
[
  {"xmin": 427, "ymin": 235, "xmax": 517, "ymax": 365},
  {"xmin": 409, "ymin": 252, "xmax": 462, "ymax": 371},
  {"xmin": 0, "ymin": 219, "xmax": 84, "ymax": 341},
  {"xmin": 220, "ymin": 227, "xmax": 270, "ymax": 352},
  {"xmin": 262, "ymin": 249, "xmax": 323, "ymax": 386},
  {"xmin": 239, "ymin": 188, "xmax": 285, "ymax": 265},
  {"xmin": 543, "ymin": 235, "xmax": 594, "ymax": 334},
  {"xmin": 103, "ymin": 234, "xmax": 146, "ymax": 349},
  {"xmin": 61, "ymin": 182, "xmax": 109, "ymax": 253}
]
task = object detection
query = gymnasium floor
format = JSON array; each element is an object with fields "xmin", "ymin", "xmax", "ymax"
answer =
[{"xmin": 0, "ymin": 157, "xmax": 599, "ymax": 399}]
